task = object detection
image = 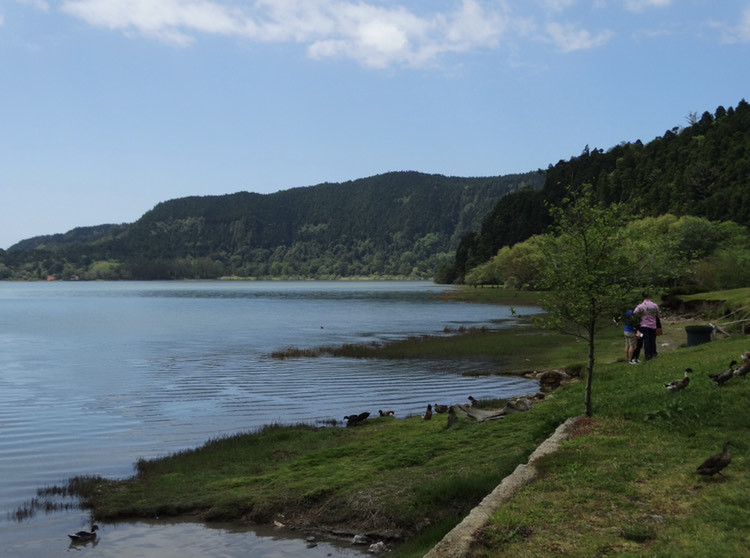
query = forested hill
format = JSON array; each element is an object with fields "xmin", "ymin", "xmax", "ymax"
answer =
[
  {"xmin": 2, "ymin": 171, "xmax": 544, "ymax": 280},
  {"xmin": 451, "ymin": 99, "xmax": 750, "ymax": 282}
]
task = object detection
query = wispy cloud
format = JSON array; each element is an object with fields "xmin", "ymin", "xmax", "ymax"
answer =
[
  {"xmin": 719, "ymin": 5, "xmax": 750, "ymax": 43},
  {"xmin": 17, "ymin": 0, "xmax": 51, "ymax": 10},
  {"xmin": 545, "ymin": 21, "xmax": 614, "ymax": 52},
  {"xmin": 537, "ymin": 0, "xmax": 578, "ymax": 13},
  {"xmin": 623, "ymin": 0, "xmax": 671, "ymax": 13},
  {"xmin": 54, "ymin": 0, "xmax": 513, "ymax": 67},
  {"xmin": 12, "ymin": 0, "xmax": 686, "ymax": 67},
  {"xmin": 60, "ymin": 0, "xmax": 247, "ymax": 46}
]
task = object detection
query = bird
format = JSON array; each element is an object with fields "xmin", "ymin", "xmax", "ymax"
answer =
[
  {"xmin": 68, "ymin": 525, "xmax": 99, "ymax": 542},
  {"xmin": 434, "ymin": 404, "xmax": 449, "ymax": 414},
  {"xmin": 423, "ymin": 404, "xmax": 432, "ymax": 421},
  {"xmin": 446, "ymin": 406, "xmax": 459, "ymax": 429},
  {"xmin": 344, "ymin": 412, "xmax": 370, "ymax": 427},
  {"xmin": 468, "ymin": 396, "xmax": 479, "ymax": 407},
  {"xmin": 710, "ymin": 360, "xmax": 738, "ymax": 386},
  {"xmin": 378, "ymin": 409, "xmax": 394, "ymax": 417},
  {"xmin": 664, "ymin": 368, "xmax": 691, "ymax": 391},
  {"xmin": 696, "ymin": 440, "xmax": 732, "ymax": 477},
  {"xmin": 734, "ymin": 352, "xmax": 750, "ymax": 377}
]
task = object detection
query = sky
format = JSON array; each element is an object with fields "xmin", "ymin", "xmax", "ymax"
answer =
[{"xmin": 1, "ymin": 1, "xmax": 749, "ymax": 249}]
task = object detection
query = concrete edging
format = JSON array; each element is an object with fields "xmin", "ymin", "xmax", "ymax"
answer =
[{"xmin": 423, "ymin": 417, "xmax": 577, "ymax": 558}]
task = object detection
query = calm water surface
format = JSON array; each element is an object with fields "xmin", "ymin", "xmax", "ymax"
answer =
[{"xmin": 0, "ymin": 281, "xmax": 540, "ymax": 556}]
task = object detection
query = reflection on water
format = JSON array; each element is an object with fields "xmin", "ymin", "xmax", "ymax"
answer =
[
  {"xmin": 5, "ymin": 514, "xmax": 372, "ymax": 557},
  {"xmin": 0, "ymin": 281, "xmax": 540, "ymax": 555}
]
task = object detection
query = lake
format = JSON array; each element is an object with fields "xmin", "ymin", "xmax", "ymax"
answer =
[{"xmin": 0, "ymin": 281, "xmax": 540, "ymax": 556}]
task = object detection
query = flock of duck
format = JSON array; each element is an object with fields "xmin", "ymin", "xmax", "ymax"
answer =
[
  {"xmin": 345, "ymin": 395, "xmax": 483, "ymax": 428},
  {"xmin": 665, "ymin": 350, "xmax": 750, "ymax": 392},
  {"xmin": 662, "ymin": 351, "xmax": 749, "ymax": 478}
]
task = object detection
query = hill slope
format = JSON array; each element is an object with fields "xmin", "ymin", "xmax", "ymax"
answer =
[
  {"xmin": 453, "ymin": 99, "xmax": 750, "ymax": 280},
  {"xmin": 2, "ymin": 171, "xmax": 544, "ymax": 280}
]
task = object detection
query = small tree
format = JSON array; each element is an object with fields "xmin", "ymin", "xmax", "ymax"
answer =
[{"xmin": 536, "ymin": 185, "xmax": 672, "ymax": 417}]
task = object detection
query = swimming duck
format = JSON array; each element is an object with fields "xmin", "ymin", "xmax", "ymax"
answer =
[
  {"xmin": 433, "ymin": 404, "xmax": 449, "ymax": 414},
  {"xmin": 423, "ymin": 404, "xmax": 432, "ymax": 421},
  {"xmin": 709, "ymin": 360, "xmax": 737, "ymax": 386},
  {"xmin": 664, "ymin": 368, "xmax": 691, "ymax": 391},
  {"xmin": 68, "ymin": 525, "xmax": 99, "ymax": 542},
  {"xmin": 696, "ymin": 440, "xmax": 732, "ymax": 476}
]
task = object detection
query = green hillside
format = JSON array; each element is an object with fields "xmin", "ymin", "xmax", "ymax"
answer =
[
  {"xmin": 0, "ymin": 171, "xmax": 542, "ymax": 280},
  {"xmin": 452, "ymin": 99, "xmax": 750, "ymax": 282}
]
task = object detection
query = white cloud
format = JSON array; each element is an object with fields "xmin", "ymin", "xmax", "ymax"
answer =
[
  {"xmin": 546, "ymin": 21, "xmax": 613, "ymax": 52},
  {"xmin": 61, "ymin": 0, "xmax": 245, "ymax": 45},
  {"xmin": 537, "ymin": 0, "xmax": 578, "ymax": 13},
  {"xmin": 57, "ymin": 0, "xmax": 513, "ymax": 68},
  {"xmin": 711, "ymin": 5, "xmax": 750, "ymax": 44},
  {"xmin": 46, "ymin": 0, "xmax": 627, "ymax": 67},
  {"xmin": 307, "ymin": 2, "xmax": 431, "ymax": 68},
  {"xmin": 16, "ymin": 0, "xmax": 51, "ymax": 10},
  {"xmin": 623, "ymin": 0, "xmax": 671, "ymax": 13},
  {"xmin": 727, "ymin": 6, "xmax": 750, "ymax": 43}
]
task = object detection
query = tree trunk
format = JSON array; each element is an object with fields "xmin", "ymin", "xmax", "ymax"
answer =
[{"xmin": 584, "ymin": 329, "xmax": 595, "ymax": 417}]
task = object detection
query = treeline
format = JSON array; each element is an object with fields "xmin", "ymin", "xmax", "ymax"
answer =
[
  {"xmin": 442, "ymin": 99, "xmax": 750, "ymax": 287},
  {"xmin": 0, "ymin": 171, "xmax": 544, "ymax": 280}
]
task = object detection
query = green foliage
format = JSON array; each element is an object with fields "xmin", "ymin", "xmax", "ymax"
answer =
[
  {"xmin": 1, "ymin": 171, "xmax": 544, "ymax": 281},
  {"xmin": 534, "ymin": 184, "xmax": 678, "ymax": 416},
  {"xmin": 461, "ymin": 99, "xmax": 750, "ymax": 286}
]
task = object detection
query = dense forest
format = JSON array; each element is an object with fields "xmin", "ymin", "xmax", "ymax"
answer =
[
  {"xmin": 0, "ymin": 171, "xmax": 543, "ymax": 280},
  {"xmin": 447, "ymin": 99, "xmax": 750, "ymax": 284}
]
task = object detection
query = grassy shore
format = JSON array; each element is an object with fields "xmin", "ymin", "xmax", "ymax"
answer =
[{"xmin": 67, "ymin": 287, "xmax": 750, "ymax": 557}]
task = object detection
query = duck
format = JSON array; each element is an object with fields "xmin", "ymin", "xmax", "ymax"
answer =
[
  {"xmin": 446, "ymin": 406, "xmax": 458, "ymax": 429},
  {"xmin": 68, "ymin": 525, "xmax": 99, "ymax": 542},
  {"xmin": 709, "ymin": 360, "xmax": 737, "ymax": 386},
  {"xmin": 433, "ymin": 404, "xmax": 449, "ymax": 414},
  {"xmin": 468, "ymin": 396, "xmax": 479, "ymax": 407},
  {"xmin": 734, "ymin": 352, "xmax": 750, "ymax": 377},
  {"xmin": 423, "ymin": 404, "xmax": 432, "ymax": 421},
  {"xmin": 664, "ymin": 368, "xmax": 691, "ymax": 391},
  {"xmin": 696, "ymin": 440, "xmax": 732, "ymax": 477},
  {"xmin": 378, "ymin": 409, "xmax": 395, "ymax": 417},
  {"xmin": 344, "ymin": 412, "xmax": 370, "ymax": 427}
]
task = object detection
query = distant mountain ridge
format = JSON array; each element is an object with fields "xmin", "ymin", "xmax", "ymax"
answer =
[{"xmin": 3, "ymin": 170, "xmax": 544, "ymax": 280}]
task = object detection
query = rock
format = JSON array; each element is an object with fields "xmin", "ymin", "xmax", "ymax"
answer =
[
  {"xmin": 538, "ymin": 370, "xmax": 570, "ymax": 392},
  {"xmin": 368, "ymin": 540, "xmax": 389, "ymax": 554},
  {"xmin": 503, "ymin": 397, "xmax": 534, "ymax": 414},
  {"xmin": 352, "ymin": 534, "xmax": 372, "ymax": 545}
]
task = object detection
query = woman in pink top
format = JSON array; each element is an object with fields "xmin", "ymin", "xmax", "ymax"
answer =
[{"xmin": 634, "ymin": 296, "xmax": 661, "ymax": 361}]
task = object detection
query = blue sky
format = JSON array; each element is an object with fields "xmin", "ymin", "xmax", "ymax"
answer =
[{"xmin": 1, "ymin": 0, "xmax": 749, "ymax": 249}]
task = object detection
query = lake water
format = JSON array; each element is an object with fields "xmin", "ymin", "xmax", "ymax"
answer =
[{"xmin": 0, "ymin": 281, "xmax": 540, "ymax": 556}]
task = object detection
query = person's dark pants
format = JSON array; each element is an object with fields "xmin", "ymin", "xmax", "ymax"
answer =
[
  {"xmin": 632, "ymin": 335, "xmax": 644, "ymax": 361},
  {"xmin": 641, "ymin": 327, "xmax": 657, "ymax": 360}
]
